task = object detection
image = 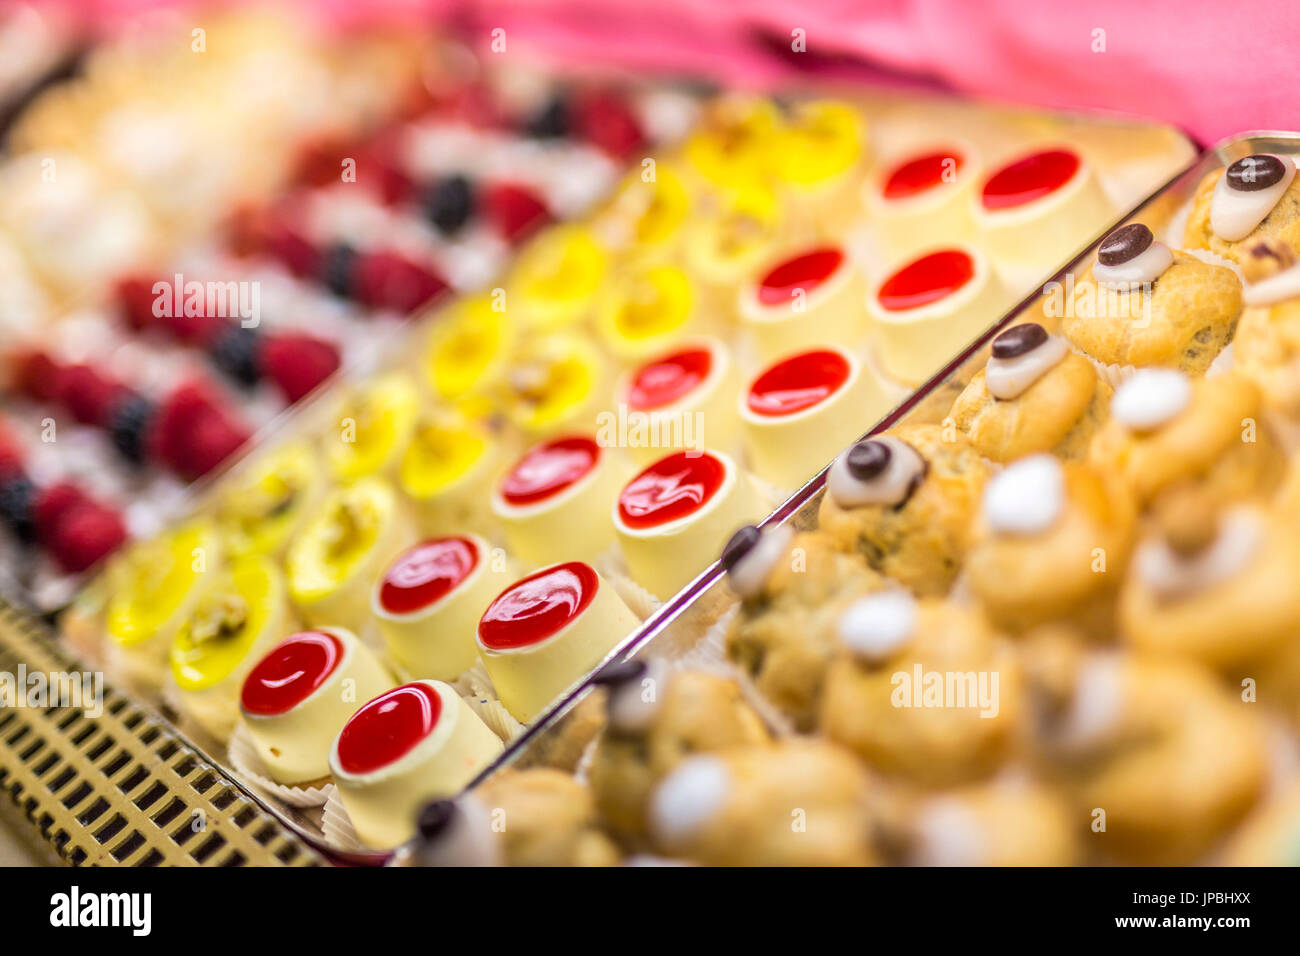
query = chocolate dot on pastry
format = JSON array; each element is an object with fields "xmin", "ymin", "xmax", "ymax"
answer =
[
  {"xmin": 1097, "ymin": 223, "xmax": 1154, "ymax": 266},
  {"xmin": 845, "ymin": 440, "xmax": 891, "ymax": 480},
  {"xmin": 991, "ymin": 322, "xmax": 1049, "ymax": 359},
  {"xmin": 592, "ymin": 659, "xmax": 647, "ymax": 688},
  {"xmin": 720, "ymin": 525, "xmax": 762, "ymax": 572},
  {"xmin": 416, "ymin": 800, "xmax": 457, "ymax": 839},
  {"xmin": 1226, "ymin": 154, "xmax": 1287, "ymax": 192}
]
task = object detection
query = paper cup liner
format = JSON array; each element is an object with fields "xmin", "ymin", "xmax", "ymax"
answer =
[
  {"xmin": 1067, "ymin": 344, "xmax": 1138, "ymax": 390},
  {"xmin": 227, "ymin": 724, "xmax": 334, "ymax": 809},
  {"xmin": 463, "ymin": 692, "xmax": 526, "ymax": 744},
  {"xmin": 686, "ymin": 603, "xmax": 796, "ymax": 738},
  {"xmin": 462, "ymin": 659, "xmax": 496, "ymax": 698},
  {"xmin": 320, "ymin": 786, "xmax": 367, "ymax": 853},
  {"xmin": 750, "ymin": 473, "xmax": 795, "ymax": 510}
]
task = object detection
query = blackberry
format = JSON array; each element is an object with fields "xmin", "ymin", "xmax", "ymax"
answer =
[
  {"xmin": 525, "ymin": 94, "xmax": 570, "ymax": 139},
  {"xmin": 209, "ymin": 324, "xmax": 263, "ymax": 388},
  {"xmin": 320, "ymin": 241, "xmax": 359, "ymax": 298},
  {"xmin": 0, "ymin": 475, "xmax": 35, "ymax": 543},
  {"xmin": 422, "ymin": 174, "xmax": 475, "ymax": 235},
  {"xmin": 107, "ymin": 393, "xmax": 156, "ymax": 465}
]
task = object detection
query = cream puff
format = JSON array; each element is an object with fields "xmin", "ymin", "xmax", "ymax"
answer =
[
  {"xmin": 1060, "ymin": 223, "xmax": 1243, "ymax": 381},
  {"xmin": 866, "ymin": 245, "xmax": 1005, "ymax": 386},
  {"xmin": 491, "ymin": 435, "xmax": 624, "ymax": 566},
  {"xmin": 950, "ymin": 322, "xmax": 1111, "ymax": 462},
  {"xmin": 472, "ymin": 769, "xmax": 623, "ymax": 867},
  {"xmin": 966, "ymin": 455, "xmax": 1136, "ymax": 635},
  {"xmin": 586, "ymin": 659, "xmax": 770, "ymax": 841},
  {"xmin": 613, "ymin": 449, "xmax": 767, "ymax": 601},
  {"xmin": 476, "ymin": 561, "xmax": 639, "ymax": 722},
  {"xmin": 739, "ymin": 346, "xmax": 891, "ymax": 488},
  {"xmin": 329, "ymin": 680, "xmax": 505, "ymax": 849},
  {"xmin": 818, "ymin": 590, "xmax": 1023, "ymax": 787},
  {"xmin": 817, "ymin": 425, "xmax": 989, "ymax": 596},
  {"xmin": 737, "ymin": 244, "xmax": 865, "ymax": 360},
  {"xmin": 1183, "ymin": 153, "xmax": 1300, "ymax": 266},
  {"xmin": 372, "ymin": 535, "xmax": 507, "ymax": 681},
  {"xmin": 239, "ymin": 628, "xmax": 393, "ymax": 786},
  {"xmin": 722, "ymin": 524, "xmax": 884, "ymax": 729},
  {"xmin": 1232, "ymin": 241, "xmax": 1300, "ymax": 446}
]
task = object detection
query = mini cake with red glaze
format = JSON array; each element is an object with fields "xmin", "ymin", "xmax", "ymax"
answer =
[
  {"xmin": 613, "ymin": 449, "xmax": 767, "ymax": 600},
  {"xmin": 867, "ymin": 143, "xmax": 979, "ymax": 258},
  {"xmin": 740, "ymin": 346, "xmax": 890, "ymax": 488},
  {"xmin": 866, "ymin": 245, "xmax": 1005, "ymax": 385},
  {"xmin": 372, "ymin": 535, "xmax": 506, "ymax": 681},
  {"xmin": 973, "ymin": 147, "xmax": 1112, "ymax": 274},
  {"xmin": 329, "ymin": 680, "xmax": 505, "ymax": 849},
  {"xmin": 476, "ymin": 561, "xmax": 639, "ymax": 722},
  {"xmin": 239, "ymin": 628, "xmax": 393, "ymax": 786},
  {"xmin": 737, "ymin": 245, "xmax": 866, "ymax": 360},
  {"xmin": 491, "ymin": 436, "xmax": 624, "ymax": 566},
  {"xmin": 613, "ymin": 338, "xmax": 739, "ymax": 463}
]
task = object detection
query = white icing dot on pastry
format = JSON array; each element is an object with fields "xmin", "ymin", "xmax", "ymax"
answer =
[
  {"xmin": 725, "ymin": 523, "xmax": 794, "ymax": 599},
  {"xmin": 1054, "ymin": 657, "xmax": 1123, "ymax": 753},
  {"xmin": 607, "ymin": 659, "xmax": 670, "ymax": 734},
  {"xmin": 1243, "ymin": 260, "xmax": 1300, "ymax": 307},
  {"xmin": 982, "ymin": 454, "xmax": 1064, "ymax": 536},
  {"xmin": 911, "ymin": 798, "xmax": 989, "ymax": 867},
  {"xmin": 826, "ymin": 436, "xmax": 926, "ymax": 508},
  {"xmin": 1092, "ymin": 241, "xmax": 1174, "ymax": 291},
  {"xmin": 1210, "ymin": 154, "xmax": 1296, "ymax": 242},
  {"xmin": 838, "ymin": 590, "xmax": 917, "ymax": 662},
  {"xmin": 985, "ymin": 333, "xmax": 1070, "ymax": 400},
  {"xmin": 649, "ymin": 755, "xmax": 731, "ymax": 846},
  {"xmin": 1135, "ymin": 509, "xmax": 1263, "ymax": 601},
  {"xmin": 1111, "ymin": 368, "xmax": 1192, "ymax": 431}
]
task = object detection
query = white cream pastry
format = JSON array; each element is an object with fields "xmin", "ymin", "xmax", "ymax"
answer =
[
  {"xmin": 239, "ymin": 628, "xmax": 394, "ymax": 785},
  {"xmin": 1210, "ymin": 154, "xmax": 1297, "ymax": 241},
  {"xmin": 372, "ymin": 535, "xmax": 508, "ymax": 681},
  {"xmin": 983, "ymin": 322, "xmax": 1072, "ymax": 399},
  {"xmin": 866, "ymin": 142, "xmax": 979, "ymax": 259},
  {"xmin": 476, "ymin": 561, "xmax": 640, "ymax": 722},
  {"xmin": 491, "ymin": 435, "xmax": 624, "ymax": 566},
  {"xmin": 1092, "ymin": 223, "xmax": 1174, "ymax": 291},
  {"xmin": 739, "ymin": 346, "xmax": 890, "ymax": 488},
  {"xmin": 613, "ymin": 449, "xmax": 768, "ymax": 600},
  {"xmin": 737, "ymin": 245, "xmax": 866, "ymax": 360},
  {"xmin": 329, "ymin": 680, "xmax": 505, "ymax": 849}
]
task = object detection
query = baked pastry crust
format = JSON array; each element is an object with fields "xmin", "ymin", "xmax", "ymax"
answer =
[
  {"xmin": 905, "ymin": 778, "xmax": 1081, "ymax": 866},
  {"xmin": 1234, "ymin": 296, "xmax": 1300, "ymax": 428},
  {"xmin": 818, "ymin": 424, "xmax": 989, "ymax": 596},
  {"xmin": 952, "ymin": 351, "xmax": 1110, "ymax": 462},
  {"xmin": 1184, "ymin": 166, "xmax": 1300, "ymax": 265},
  {"xmin": 474, "ymin": 768, "xmax": 621, "ymax": 867},
  {"xmin": 1061, "ymin": 253, "xmax": 1242, "ymax": 374}
]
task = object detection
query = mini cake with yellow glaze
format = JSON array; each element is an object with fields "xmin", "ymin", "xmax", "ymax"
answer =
[
  {"xmin": 104, "ymin": 520, "xmax": 223, "ymax": 690},
  {"xmin": 594, "ymin": 261, "xmax": 697, "ymax": 362},
  {"xmin": 601, "ymin": 164, "xmax": 692, "ymax": 257},
  {"xmin": 682, "ymin": 185, "xmax": 785, "ymax": 309},
  {"xmin": 509, "ymin": 224, "xmax": 607, "ymax": 330},
  {"xmin": 818, "ymin": 424, "xmax": 989, "ymax": 596},
  {"xmin": 499, "ymin": 333, "xmax": 606, "ymax": 437},
  {"xmin": 1183, "ymin": 153, "xmax": 1300, "ymax": 266},
  {"xmin": 951, "ymin": 322, "xmax": 1110, "ymax": 462},
  {"xmin": 285, "ymin": 477, "xmax": 413, "ymax": 632},
  {"xmin": 966, "ymin": 455, "xmax": 1136, "ymax": 635},
  {"xmin": 169, "ymin": 554, "xmax": 291, "ymax": 741},
  {"xmin": 325, "ymin": 371, "xmax": 419, "ymax": 483},
  {"xmin": 737, "ymin": 244, "xmax": 865, "ymax": 360},
  {"xmin": 491, "ymin": 435, "xmax": 623, "ymax": 566},
  {"xmin": 398, "ymin": 413, "xmax": 499, "ymax": 537},
  {"xmin": 613, "ymin": 449, "xmax": 767, "ymax": 601},
  {"xmin": 329, "ymin": 680, "xmax": 505, "ymax": 849},
  {"xmin": 866, "ymin": 244, "xmax": 1005, "ymax": 386},
  {"xmin": 767, "ymin": 99, "xmax": 867, "ymax": 235},
  {"xmin": 423, "ymin": 293, "xmax": 511, "ymax": 420},
  {"xmin": 372, "ymin": 535, "xmax": 507, "ymax": 681},
  {"xmin": 214, "ymin": 441, "xmax": 327, "ymax": 558},
  {"xmin": 476, "ymin": 561, "xmax": 639, "ymax": 722},
  {"xmin": 239, "ymin": 628, "xmax": 393, "ymax": 786},
  {"xmin": 740, "ymin": 346, "xmax": 891, "ymax": 488}
]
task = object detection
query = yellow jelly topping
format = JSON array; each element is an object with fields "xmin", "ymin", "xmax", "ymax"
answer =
[
  {"xmin": 424, "ymin": 293, "xmax": 510, "ymax": 411},
  {"xmin": 399, "ymin": 415, "xmax": 491, "ymax": 499},
  {"xmin": 216, "ymin": 442, "xmax": 319, "ymax": 557},
  {"xmin": 684, "ymin": 96, "xmax": 780, "ymax": 186},
  {"xmin": 630, "ymin": 166, "xmax": 690, "ymax": 248},
  {"xmin": 599, "ymin": 264, "xmax": 695, "ymax": 351},
  {"xmin": 326, "ymin": 372, "xmax": 419, "ymax": 483},
  {"xmin": 512, "ymin": 225, "xmax": 608, "ymax": 329},
  {"xmin": 106, "ymin": 521, "xmax": 219, "ymax": 649},
  {"xmin": 770, "ymin": 100, "xmax": 864, "ymax": 187},
  {"xmin": 502, "ymin": 335, "xmax": 600, "ymax": 432},
  {"xmin": 169, "ymin": 555, "xmax": 282, "ymax": 691},
  {"xmin": 287, "ymin": 477, "xmax": 394, "ymax": 604}
]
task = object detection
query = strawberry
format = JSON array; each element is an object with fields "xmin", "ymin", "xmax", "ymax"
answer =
[{"xmin": 571, "ymin": 89, "xmax": 645, "ymax": 160}]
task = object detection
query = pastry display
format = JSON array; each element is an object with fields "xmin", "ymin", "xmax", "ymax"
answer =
[
  {"xmin": 240, "ymin": 628, "xmax": 394, "ymax": 786},
  {"xmin": 329, "ymin": 680, "xmax": 505, "ymax": 849},
  {"xmin": 476, "ymin": 561, "xmax": 640, "ymax": 722},
  {"xmin": 472, "ymin": 769, "xmax": 623, "ymax": 867}
]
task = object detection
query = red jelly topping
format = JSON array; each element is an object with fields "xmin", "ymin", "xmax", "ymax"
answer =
[
  {"xmin": 500, "ymin": 436, "xmax": 601, "ymax": 507},
  {"xmin": 877, "ymin": 249, "xmax": 975, "ymax": 312},
  {"xmin": 882, "ymin": 150, "xmax": 963, "ymax": 200},
  {"xmin": 335, "ymin": 682, "xmax": 443, "ymax": 776},
  {"xmin": 241, "ymin": 631, "xmax": 345, "ymax": 717},
  {"xmin": 478, "ymin": 562, "xmax": 599, "ymax": 650},
  {"xmin": 756, "ymin": 248, "xmax": 844, "ymax": 306},
  {"xmin": 747, "ymin": 349, "xmax": 851, "ymax": 417},
  {"xmin": 618, "ymin": 451, "xmax": 726, "ymax": 529},
  {"xmin": 981, "ymin": 149, "xmax": 1080, "ymax": 211},
  {"xmin": 626, "ymin": 346, "xmax": 714, "ymax": 411},
  {"xmin": 378, "ymin": 537, "xmax": 480, "ymax": 615}
]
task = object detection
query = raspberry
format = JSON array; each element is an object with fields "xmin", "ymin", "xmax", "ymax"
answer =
[
  {"xmin": 571, "ymin": 89, "xmax": 645, "ymax": 160},
  {"xmin": 0, "ymin": 421, "xmax": 24, "ymax": 479},
  {"xmin": 149, "ymin": 382, "xmax": 251, "ymax": 481},
  {"xmin": 11, "ymin": 350, "xmax": 65, "ymax": 403},
  {"xmin": 482, "ymin": 183, "xmax": 551, "ymax": 244},
  {"xmin": 260, "ymin": 332, "xmax": 341, "ymax": 403},
  {"xmin": 353, "ymin": 250, "xmax": 448, "ymax": 314},
  {"xmin": 118, "ymin": 275, "xmax": 225, "ymax": 346},
  {"xmin": 57, "ymin": 364, "xmax": 135, "ymax": 428},
  {"xmin": 262, "ymin": 210, "xmax": 321, "ymax": 279},
  {"xmin": 30, "ymin": 481, "xmax": 88, "ymax": 540},
  {"xmin": 45, "ymin": 499, "xmax": 127, "ymax": 574}
]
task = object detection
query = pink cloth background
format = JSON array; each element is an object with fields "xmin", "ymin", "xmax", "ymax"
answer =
[{"xmin": 52, "ymin": 0, "xmax": 1300, "ymax": 145}]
